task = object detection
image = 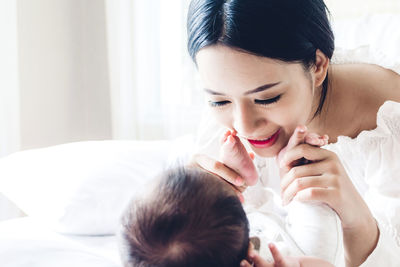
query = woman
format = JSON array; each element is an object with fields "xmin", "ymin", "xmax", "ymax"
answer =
[{"xmin": 187, "ymin": 0, "xmax": 400, "ymax": 266}]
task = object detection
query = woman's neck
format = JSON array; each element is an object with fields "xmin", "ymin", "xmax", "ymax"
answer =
[{"xmin": 306, "ymin": 65, "xmax": 368, "ymax": 144}]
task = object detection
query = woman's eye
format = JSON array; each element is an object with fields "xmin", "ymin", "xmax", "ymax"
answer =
[
  {"xmin": 208, "ymin": 100, "xmax": 230, "ymax": 107},
  {"xmin": 255, "ymin": 95, "xmax": 281, "ymax": 105}
]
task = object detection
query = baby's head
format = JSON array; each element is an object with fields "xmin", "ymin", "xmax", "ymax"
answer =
[{"xmin": 119, "ymin": 166, "xmax": 249, "ymax": 267}]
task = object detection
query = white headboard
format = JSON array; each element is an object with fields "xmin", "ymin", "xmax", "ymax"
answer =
[{"xmin": 325, "ymin": 0, "xmax": 400, "ymax": 19}]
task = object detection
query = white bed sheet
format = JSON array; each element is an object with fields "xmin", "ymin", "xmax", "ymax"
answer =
[{"xmin": 0, "ymin": 217, "xmax": 122, "ymax": 267}]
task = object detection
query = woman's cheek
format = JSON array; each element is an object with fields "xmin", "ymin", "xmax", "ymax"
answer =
[{"xmin": 212, "ymin": 109, "xmax": 232, "ymax": 128}]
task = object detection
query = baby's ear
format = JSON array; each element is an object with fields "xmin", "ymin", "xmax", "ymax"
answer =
[{"xmin": 249, "ymin": 237, "xmax": 260, "ymax": 252}]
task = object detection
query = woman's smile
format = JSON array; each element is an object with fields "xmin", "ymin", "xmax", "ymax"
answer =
[{"xmin": 246, "ymin": 129, "xmax": 281, "ymax": 148}]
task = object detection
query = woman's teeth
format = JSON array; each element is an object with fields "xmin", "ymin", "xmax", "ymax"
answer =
[{"xmin": 255, "ymin": 135, "xmax": 273, "ymax": 141}]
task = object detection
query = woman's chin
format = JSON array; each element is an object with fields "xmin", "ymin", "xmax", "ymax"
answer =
[
  {"xmin": 252, "ymin": 147, "xmax": 280, "ymax": 158},
  {"xmin": 250, "ymin": 142, "xmax": 283, "ymax": 158}
]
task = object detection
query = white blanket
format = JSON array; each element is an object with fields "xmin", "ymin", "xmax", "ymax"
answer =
[{"xmin": 0, "ymin": 218, "xmax": 121, "ymax": 267}]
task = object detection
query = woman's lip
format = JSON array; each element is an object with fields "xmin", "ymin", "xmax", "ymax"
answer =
[{"xmin": 247, "ymin": 129, "xmax": 280, "ymax": 148}]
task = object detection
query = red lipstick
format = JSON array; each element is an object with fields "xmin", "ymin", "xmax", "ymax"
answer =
[{"xmin": 247, "ymin": 129, "xmax": 280, "ymax": 148}]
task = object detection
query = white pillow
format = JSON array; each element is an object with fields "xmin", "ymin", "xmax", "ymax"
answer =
[{"xmin": 0, "ymin": 135, "xmax": 195, "ymax": 235}]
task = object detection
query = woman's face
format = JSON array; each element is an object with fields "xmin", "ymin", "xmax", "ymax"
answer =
[{"xmin": 196, "ymin": 45, "xmax": 320, "ymax": 157}]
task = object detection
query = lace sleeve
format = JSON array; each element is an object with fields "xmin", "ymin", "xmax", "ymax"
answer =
[{"xmin": 357, "ymin": 101, "xmax": 400, "ymax": 266}]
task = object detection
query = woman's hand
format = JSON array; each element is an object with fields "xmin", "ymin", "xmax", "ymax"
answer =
[
  {"xmin": 191, "ymin": 127, "xmax": 328, "ymax": 196},
  {"xmin": 190, "ymin": 153, "xmax": 246, "ymax": 201},
  {"xmin": 190, "ymin": 128, "xmax": 329, "ymax": 201},
  {"xmin": 278, "ymin": 126, "xmax": 379, "ymax": 266},
  {"xmin": 240, "ymin": 243, "xmax": 333, "ymax": 267}
]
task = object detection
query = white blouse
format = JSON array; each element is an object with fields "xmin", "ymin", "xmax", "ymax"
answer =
[{"xmin": 323, "ymin": 100, "xmax": 400, "ymax": 266}]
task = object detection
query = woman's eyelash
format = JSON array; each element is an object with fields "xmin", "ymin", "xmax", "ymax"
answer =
[
  {"xmin": 208, "ymin": 95, "xmax": 281, "ymax": 107},
  {"xmin": 208, "ymin": 100, "xmax": 230, "ymax": 107},
  {"xmin": 255, "ymin": 95, "xmax": 281, "ymax": 105}
]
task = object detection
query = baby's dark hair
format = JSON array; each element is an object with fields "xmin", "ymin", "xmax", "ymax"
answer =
[{"xmin": 119, "ymin": 166, "xmax": 249, "ymax": 267}]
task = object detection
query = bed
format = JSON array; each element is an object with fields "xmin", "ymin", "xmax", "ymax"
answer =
[
  {"xmin": 0, "ymin": 218, "xmax": 120, "ymax": 267},
  {"xmin": 0, "ymin": 136, "xmax": 195, "ymax": 267}
]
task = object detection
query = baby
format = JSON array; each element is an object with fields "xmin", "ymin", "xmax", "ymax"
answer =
[{"xmin": 118, "ymin": 166, "xmax": 335, "ymax": 267}]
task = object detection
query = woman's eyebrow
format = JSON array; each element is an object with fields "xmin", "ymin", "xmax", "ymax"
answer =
[
  {"xmin": 244, "ymin": 82, "xmax": 281, "ymax": 95},
  {"xmin": 204, "ymin": 82, "xmax": 281, "ymax": 96}
]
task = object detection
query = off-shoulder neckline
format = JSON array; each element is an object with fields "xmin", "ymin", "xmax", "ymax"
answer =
[{"xmin": 324, "ymin": 100, "xmax": 399, "ymax": 147}]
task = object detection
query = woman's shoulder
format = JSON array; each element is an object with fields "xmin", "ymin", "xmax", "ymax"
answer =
[
  {"xmin": 329, "ymin": 63, "xmax": 400, "ymax": 138},
  {"xmin": 333, "ymin": 63, "xmax": 400, "ymax": 103}
]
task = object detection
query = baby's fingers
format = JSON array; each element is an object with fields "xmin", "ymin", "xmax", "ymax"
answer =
[{"xmin": 305, "ymin": 133, "xmax": 329, "ymax": 147}]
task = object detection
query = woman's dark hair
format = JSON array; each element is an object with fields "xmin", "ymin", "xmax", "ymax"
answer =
[{"xmin": 187, "ymin": 0, "xmax": 335, "ymax": 117}]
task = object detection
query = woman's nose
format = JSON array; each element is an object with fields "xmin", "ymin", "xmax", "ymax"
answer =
[{"xmin": 232, "ymin": 104, "xmax": 264, "ymax": 137}]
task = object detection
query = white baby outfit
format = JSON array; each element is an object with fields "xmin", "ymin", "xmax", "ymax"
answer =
[{"xmin": 244, "ymin": 157, "xmax": 343, "ymax": 266}]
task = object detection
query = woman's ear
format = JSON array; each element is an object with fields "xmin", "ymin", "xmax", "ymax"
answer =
[{"xmin": 312, "ymin": 49, "xmax": 330, "ymax": 87}]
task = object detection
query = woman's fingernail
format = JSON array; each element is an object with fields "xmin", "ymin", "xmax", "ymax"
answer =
[
  {"xmin": 248, "ymin": 251, "xmax": 255, "ymax": 258},
  {"xmin": 298, "ymin": 125, "xmax": 307, "ymax": 133},
  {"xmin": 268, "ymin": 243, "xmax": 275, "ymax": 250},
  {"xmin": 235, "ymin": 177, "xmax": 244, "ymax": 186},
  {"xmin": 238, "ymin": 193, "xmax": 245, "ymax": 203}
]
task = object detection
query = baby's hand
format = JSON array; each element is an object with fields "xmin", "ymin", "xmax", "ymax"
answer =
[{"xmin": 219, "ymin": 130, "xmax": 258, "ymax": 186}]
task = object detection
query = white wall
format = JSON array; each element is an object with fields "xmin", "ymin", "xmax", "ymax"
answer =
[
  {"xmin": 0, "ymin": 1, "xmax": 20, "ymax": 157},
  {"xmin": 17, "ymin": 0, "xmax": 112, "ymax": 150},
  {"xmin": 325, "ymin": 0, "xmax": 400, "ymax": 19},
  {"xmin": 0, "ymin": 0, "xmax": 24, "ymax": 221}
]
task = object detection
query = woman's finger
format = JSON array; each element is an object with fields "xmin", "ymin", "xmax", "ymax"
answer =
[
  {"xmin": 286, "ymin": 125, "xmax": 307, "ymax": 151},
  {"xmin": 277, "ymin": 126, "xmax": 307, "ymax": 165},
  {"xmin": 268, "ymin": 243, "xmax": 285, "ymax": 266},
  {"xmin": 282, "ymin": 175, "xmax": 332, "ymax": 205},
  {"xmin": 240, "ymin": 260, "xmax": 254, "ymax": 267},
  {"xmin": 237, "ymin": 192, "xmax": 245, "ymax": 203},
  {"xmin": 280, "ymin": 144, "xmax": 331, "ymax": 169},
  {"xmin": 248, "ymin": 250, "xmax": 274, "ymax": 267},
  {"xmin": 280, "ymin": 161, "xmax": 328, "ymax": 192},
  {"xmin": 192, "ymin": 154, "xmax": 245, "ymax": 187},
  {"xmin": 293, "ymin": 187, "xmax": 338, "ymax": 209}
]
